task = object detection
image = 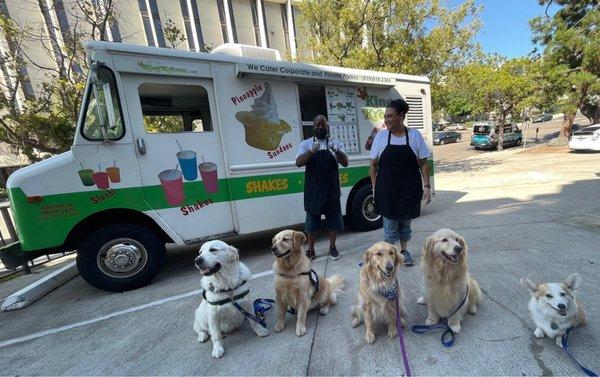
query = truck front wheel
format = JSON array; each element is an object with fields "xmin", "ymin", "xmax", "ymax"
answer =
[
  {"xmin": 76, "ymin": 223, "xmax": 166, "ymax": 292},
  {"xmin": 349, "ymin": 184, "xmax": 382, "ymax": 231}
]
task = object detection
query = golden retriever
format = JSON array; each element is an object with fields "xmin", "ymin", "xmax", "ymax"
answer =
[
  {"xmin": 271, "ymin": 229, "xmax": 345, "ymax": 337},
  {"xmin": 419, "ymin": 229, "xmax": 481, "ymax": 333},
  {"xmin": 351, "ymin": 241, "xmax": 406, "ymax": 344}
]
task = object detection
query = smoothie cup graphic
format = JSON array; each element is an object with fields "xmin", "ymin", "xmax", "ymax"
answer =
[
  {"xmin": 177, "ymin": 150, "xmax": 198, "ymax": 181},
  {"xmin": 78, "ymin": 169, "xmax": 95, "ymax": 186},
  {"xmin": 199, "ymin": 162, "xmax": 218, "ymax": 193},
  {"xmin": 106, "ymin": 166, "xmax": 121, "ymax": 183},
  {"xmin": 159, "ymin": 169, "xmax": 184, "ymax": 206},
  {"xmin": 93, "ymin": 171, "xmax": 110, "ymax": 190}
]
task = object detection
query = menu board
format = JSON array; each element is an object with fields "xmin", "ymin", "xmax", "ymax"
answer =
[{"xmin": 326, "ymin": 86, "xmax": 360, "ymax": 154}]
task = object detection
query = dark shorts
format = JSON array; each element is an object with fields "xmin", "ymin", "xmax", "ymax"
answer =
[{"xmin": 305, "ymin": 212, "xmax": 344, "ymax": 232}]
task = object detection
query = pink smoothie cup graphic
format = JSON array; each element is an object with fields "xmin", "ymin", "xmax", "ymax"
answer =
[
  {"xmin": 159, "ymin": 169, "xmax": 184, "ymax": 206},
  {"xmin": 106, "ymin": 167, "xmax": 121, "ymax": 183},
  {"xmin": 93, "ymin": 171, "xmax": 110, "ymax": 190},
  {"xmin": 199, "ymin": 162, "xmax": 218, "ymax": 193},
  {"xmin": 78, "ymin": 169, "xmax": 95, "ymax": 186},
  {"xmin": 176, "ymin": 150, "xmax": 198, "ymax": 181}
]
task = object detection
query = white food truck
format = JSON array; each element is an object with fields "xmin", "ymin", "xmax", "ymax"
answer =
[{"xmin": 0, "ymin": 42, "xmax": 434, "ymax": 291}]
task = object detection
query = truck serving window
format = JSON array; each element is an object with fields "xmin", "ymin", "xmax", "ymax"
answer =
[
  {"xmin": 138, "ymin": 83, "xmax": 213, "ymax": 133},
  {"xmin": 81, "ymin": 66, "xmax": 124, "ymax": 140}
]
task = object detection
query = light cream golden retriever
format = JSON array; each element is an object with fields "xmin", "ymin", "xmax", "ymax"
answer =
[
  {"xmin": 351, "ymin": 241, "xmax": 406, "ymax": 344},
  {"xmin": 419, "ymin": 229, "xmax": 481, "ymax": 333},
  {"xmin": 271, "ymin": 229, "xmax": 345, "ymax": 337}
]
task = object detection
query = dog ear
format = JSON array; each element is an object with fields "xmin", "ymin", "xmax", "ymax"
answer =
[
  {"xmin": 422, "ymin": 236, "xmax": 434, "ymax": 259},
  {"xmin": 457, "ymin": 234, "xmax": 468, "ymax": 252},
  {"xmin": 363, "ymin": 246, "xmax": 374, "ymax": 265},
  {"xmin": 228, "ymin": 245, "xmax": 240, "ymax": 261},
  {"xmin": 272, "ymin": 236, "xmax": 277, "ymax": 246},
  {"xmin": 391, "ymin": 243, "xmax": 404, "ymax": 268},
  {"xmin": 293, "ymin": 231, "xmax": 306, "ymax": 248},
  {"xmin": 520, "ymin": 278, "xmax": 538, "ymax": 295},
  {"xmin": 563, "ymin": 273, "xmax": 582, "ymax": 292}
]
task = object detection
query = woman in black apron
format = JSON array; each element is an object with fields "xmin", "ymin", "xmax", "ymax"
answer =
[
  {"xmin": 369, "ymin": 99, "xmax": 431, "ymax": 266},
  {"xmin": 296, "ymin": 115, "xmax": 348, "ymax": 260}
]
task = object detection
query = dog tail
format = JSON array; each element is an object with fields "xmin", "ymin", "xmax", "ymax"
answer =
[{"xmin": 326, "ymin": 274, "xmax": 345, "ymax": 304}]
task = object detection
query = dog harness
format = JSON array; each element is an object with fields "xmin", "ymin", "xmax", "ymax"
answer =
[
  {"xmin": 411, "ymin": 285, "xmax": 470, "ymax": 347},
  {"xmin": 277, "ymin": 269, "xmax": 320, "ymax": 299}
]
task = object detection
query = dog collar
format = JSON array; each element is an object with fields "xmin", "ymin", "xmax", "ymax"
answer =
[
  {"xmin": 209, "ymin": 279, "xmax": 248, "ymax": 293},
  {"xmin": 377, "ymin": 280, "xmax": 399, "ymax": 301},
  {"xmin": 202, "ymin": 289, "xmax": 250, "ymax": 305}
]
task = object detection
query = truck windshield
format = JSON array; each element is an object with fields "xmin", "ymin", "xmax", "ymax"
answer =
[
  {"xmin": 473, "ymin": 125, "xmax": 491, "ymax": 134},
  {"xmin": 81, "ymin": 65, "xmax": 124, "ymax": 140}
]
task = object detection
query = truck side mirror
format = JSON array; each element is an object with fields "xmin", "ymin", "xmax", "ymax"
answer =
[{"xmin": 90, "ymin": 62, "xmax": 117, "ymax": 141}]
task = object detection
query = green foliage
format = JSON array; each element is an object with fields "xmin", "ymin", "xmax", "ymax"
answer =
[{"xmin": 163, "ymin": 18, "xmax": 187, "ymax": 49}]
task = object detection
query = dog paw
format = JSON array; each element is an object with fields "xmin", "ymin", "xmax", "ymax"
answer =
[
  {"xmin": 197, "ymin": 331, "xmax": 209, "ymax": 343},
  {"xmin": 274, "ymin": 322, "xmax": 285, "ymax": 333},
  {"xmin": 296, "ymin": 325, "xmax": 307, "ymax": 337},
  {"xmin": 555, "ymin": 336, "xmax": 564, "ymax": 348},
  {"xmin": 449, "ymin": 323, "xmax": 461, "ymax": 333},
  {"xmin": 351, "ymin": 317, "xmax": 362, "ymax": 328},
  {"xmin": 425, "ymin": 317, "xmax": 437, "ymax": 326},
  {"xmin": 534, "ymin": 328, "xmax": 544, "ymax": 339},
  {"xmin": 468, "ymin": 305, "xmax": 478, "ymax": 315},
  {"xmin": 417, "ymin": 296, "xmax": 426, "ymax": 305},
  {"xmin": 256, "ymin": 327, "xmax": 269, "ymax": 338},
  {"xmin": 365, "ymin": 332, "xmax": 375, "ymax": 344},
  {"xmin": 212, "ymin": 345, "xmax": 225, "ymax": 359},
  {"xmin": 319, "ymin": 306, "xmax": 330, "ymax": 315},
  {"xmin": 400, "ymin": 317, "xmax": 407, "ymax": 328},
  {"xmin": 388, "ymin": 328, "xmax": 398, "ymax": 339}
]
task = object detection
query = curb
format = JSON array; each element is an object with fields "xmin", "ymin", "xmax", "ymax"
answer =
[{"xmin": 1, "ymin": 262, "xmax": 78, "ymax": 311}]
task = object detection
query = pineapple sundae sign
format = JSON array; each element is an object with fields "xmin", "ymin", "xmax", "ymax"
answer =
[{"xmin": 233, "ymin": 82, "xmax": 292, "ymax": 151}]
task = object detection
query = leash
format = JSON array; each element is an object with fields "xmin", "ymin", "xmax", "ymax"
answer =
[
  {"xmin": 394, "ymin": 293, "xmax": 412, "ymax": 376},
  {"xmin": 561, "ymin": 327, "xmax": 598, "ymax": 377},
  {"xmin": 411, "ymin": 286, "xmax": 469, "ymax": 347},
  {"xmin": 230, "ymin": 298, "xmax": 275, "ymax": 329}
]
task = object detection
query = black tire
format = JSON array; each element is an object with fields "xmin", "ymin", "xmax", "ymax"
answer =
[
  {"xmin": 76, "ymin": 223, "xmax": 166, "ymax": 292},
  {"xmin": 349, "ymin": 184, "xmax": 382, "ymax": 231}
]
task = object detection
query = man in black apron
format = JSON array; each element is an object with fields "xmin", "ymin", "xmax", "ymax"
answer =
[
  {"xmin": 369, "ymin": 99, "xmax": 431, "ymax": 266},
  {"xmin": 296, "ymin": 115, "xmax": 349, "ymax": 260}
]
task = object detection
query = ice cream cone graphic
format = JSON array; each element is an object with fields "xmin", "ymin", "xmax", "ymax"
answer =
[{"xmin": 235, "ymin": 82, "xmax": 291, "ymax": 151}]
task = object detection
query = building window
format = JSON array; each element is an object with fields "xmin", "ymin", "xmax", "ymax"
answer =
[
  {"xmin": 280, "ymin": 4, "xmax": 289, "ymax": 53},
  {"xmin": 227, "ymin": 0, "xmax": 237, "ymax": 43},
  {"xmin": 250, "ymin": 0, "xmax": 261, "ymax": 46},
  {"xmin": 291, "ymin": 5, "xmax": 298, "ymax": 53},
  {"xmin": 180, "ymin": 0, "xmax": 205, "ymax": 51},
  {"xmin": 216, "ymin": 0, "xmax": 229, "ymax": 43},
  {"xmin": 138, "ymin": 0, "xmax": 165, "ymax": 47},
  {"xmin": 260, "ymin": 0, "xmax": 269, "ymax": 47}
]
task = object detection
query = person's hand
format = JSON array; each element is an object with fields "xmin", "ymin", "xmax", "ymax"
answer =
[
  {"xmin": 310, "ymin": 142, "xmax": 320, "ymax": 153},
  {"xmin": 423, "ymin": 188, "xmax": 431, "ymax": 206},
  {"xmin": 328, "ymin": 140, "xmax": 342, "ymax": 152}
]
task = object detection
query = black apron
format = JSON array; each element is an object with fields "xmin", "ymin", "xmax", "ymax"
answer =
[
  {"xmin": 304, "ymin": 137, "xmax": 341, "ymax": 215},
  {"xmin": 375, "ymin": 128, "xmax": 423, "ymax": 220}
]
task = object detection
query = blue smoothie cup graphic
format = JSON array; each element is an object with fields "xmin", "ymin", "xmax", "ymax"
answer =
[{"xmin": 175, "ymin": 141, "xmax": 197, "ymax": 181}]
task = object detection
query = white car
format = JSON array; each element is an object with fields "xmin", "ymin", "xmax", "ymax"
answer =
[
  {"xmin": 445, "ymin": 123, "xmax": 466, "ymax": 131},
  {"xmin": 569, "ymin": 124, "xmax": 600, "ymax": 151}
]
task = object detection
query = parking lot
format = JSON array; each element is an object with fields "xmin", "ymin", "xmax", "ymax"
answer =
[{"xmin": 1, "ymin": 120, "xmax": 599, "ymax": 375}]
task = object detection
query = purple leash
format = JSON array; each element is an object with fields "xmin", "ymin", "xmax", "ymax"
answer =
[{"xmin": 395, "ymin": 295, "xmax": 412, "ymax": 377}]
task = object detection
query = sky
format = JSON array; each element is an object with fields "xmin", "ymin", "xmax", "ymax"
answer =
[{"xmin": 449, "ymin": 0, "xmax": 558, "ymax": 58}]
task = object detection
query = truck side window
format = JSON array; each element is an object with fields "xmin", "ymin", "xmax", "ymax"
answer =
[
  {"xmin": 82, "ymin": 66, "xmax": 124, "ymax": 140},
  {"xmin": 138, "ymin": 83, "xmax": 213, "ymax": 133}
]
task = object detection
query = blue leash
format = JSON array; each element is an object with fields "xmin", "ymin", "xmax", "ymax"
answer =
[
  {"xmin": 561, "ymin": 327, "xmax": 598, "ymax": 377},
  {"xmin": 231, "ymin": 298, "xmax": 275, "ymax": 329},
  {"xmin": 411, "ymin": 287, "xmax": 469, "ymax": 347}
]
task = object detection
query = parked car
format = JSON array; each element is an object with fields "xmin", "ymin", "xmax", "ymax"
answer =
[
  {"xmin": 471, "ymin": 123, "xmax": 522, "ymax": 150},
  {"xmin": 533, "ymin": 113, "xmax": 553, "ymax": 123},
  {"xmin": 569, "ymin": 124, "xmax": 600, "ymax": 151},
  {"xmin": 432, "ymin": 123, "xmax": 445, "ymax": 131},
  {"xmin": 433, "ymin": 131, "xmax": 461, "ymax": 145},
  {"xmin": 445, "ymin": 123, "xmax": 466, "ymax": 131}
]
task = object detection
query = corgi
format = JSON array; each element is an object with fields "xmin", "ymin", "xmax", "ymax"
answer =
[{"xmin": 521, "ymin": 273, "xmax": 587, "ymax": 347}]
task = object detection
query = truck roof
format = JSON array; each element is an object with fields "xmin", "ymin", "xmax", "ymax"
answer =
[{"xmin": 85, "ymin": 41, "xmax": 430, "ymax": 86}]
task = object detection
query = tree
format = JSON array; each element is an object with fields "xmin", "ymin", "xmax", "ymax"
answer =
[
  {"xmin": 530, "ymin": 0, "xmax": 600, "ymax": 137},
  {"xmin": 296, "ymin": 0, "xmax": 482, "ymax": 86},
  {"xmin": 0, "ymin": 1, "xmax": 128, "ymax": 162},
  {"xmin": 163, "ymin": 17, "xmax": 187, "ymax": 49}
]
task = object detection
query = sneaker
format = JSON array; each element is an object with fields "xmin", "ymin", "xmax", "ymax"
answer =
[
  {"xmin": 329, "ymin": 246, "xmax": 340, "ymax": 260},
  {"xmin": 401, "ymin": 250, "xmax": 414, "ymax": 266},
  {"xmin": 306, "ymin": 247, "xmax": 316, "ymax": 260}
]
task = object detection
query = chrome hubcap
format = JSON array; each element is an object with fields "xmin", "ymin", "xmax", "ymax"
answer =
[
  {"xmin": 97, "ymin": 238, "xmax": 147, "ymax": 278},
  {"xmin": 362, "ymin": 194, "xmax": 380, "ymax": 222}
]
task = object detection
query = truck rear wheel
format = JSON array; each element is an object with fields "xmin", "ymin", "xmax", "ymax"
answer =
[
  {"xmin": 76, "ymin": 223, "xmax": 165, "ymax": 292},
  {"xmin": 349, "ymin": 184, "xmax": 382, "ymax": 231}
]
